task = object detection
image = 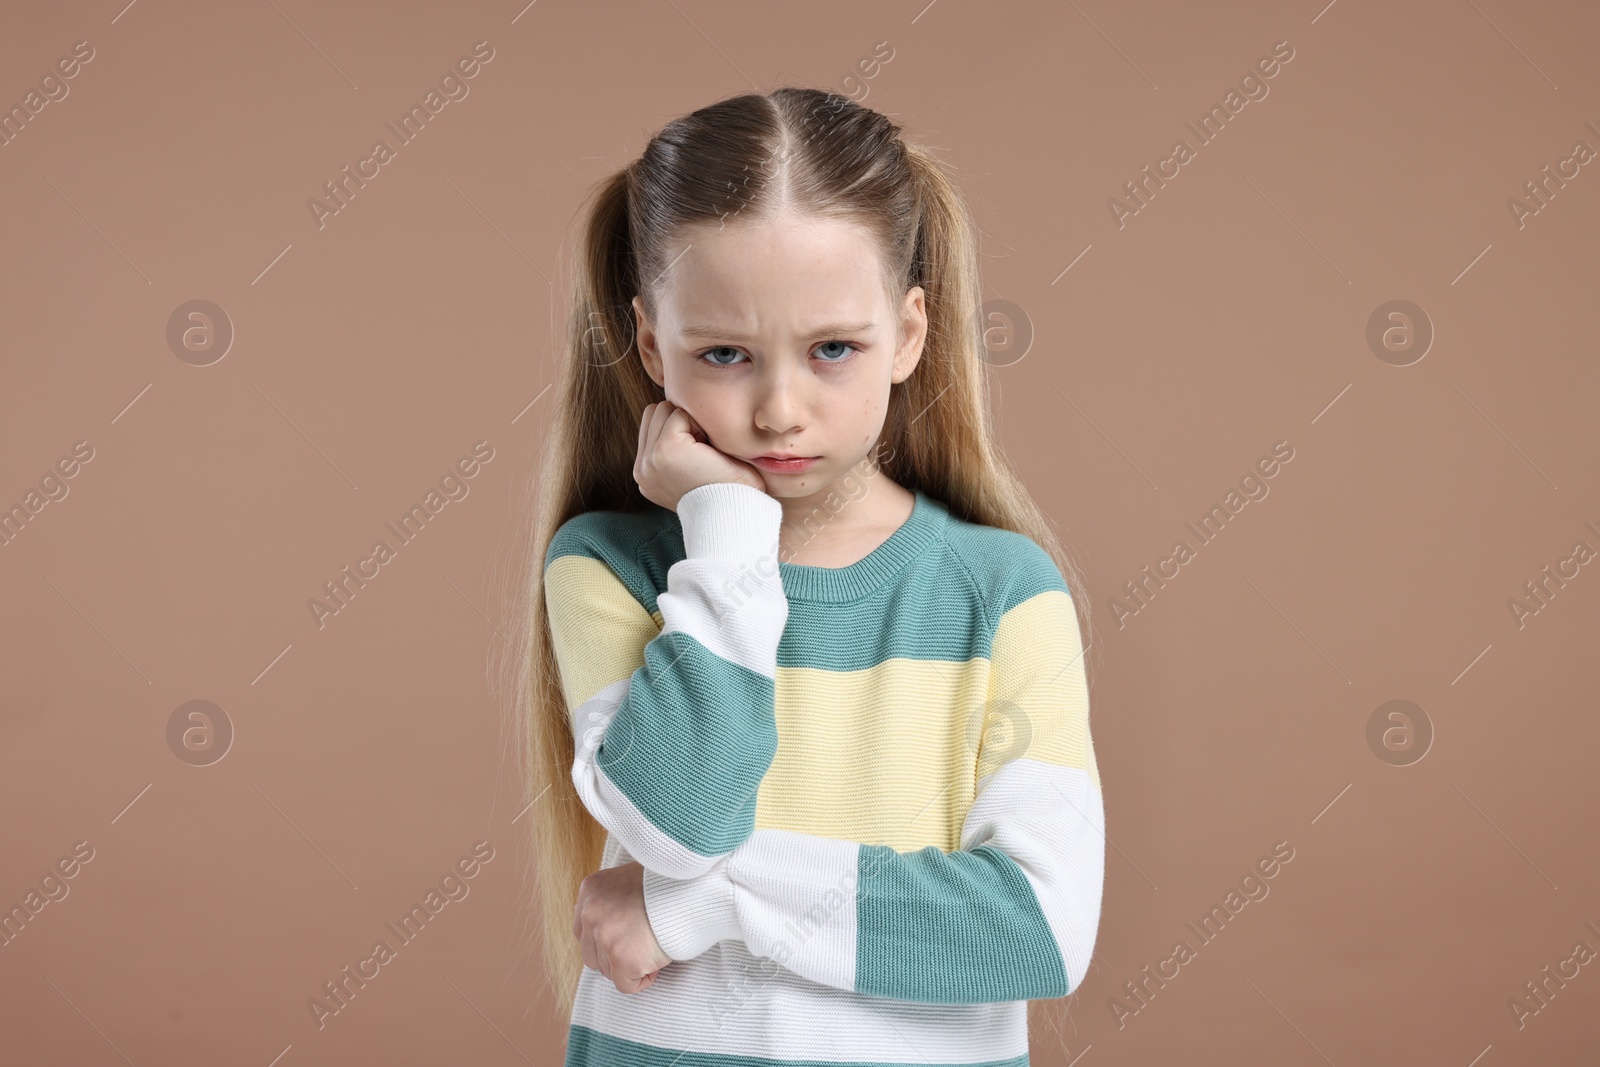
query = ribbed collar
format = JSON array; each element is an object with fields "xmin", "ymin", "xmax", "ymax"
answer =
[{"xmin": 777, "ymin": 489, "xmax": 946, "ymax": 603}]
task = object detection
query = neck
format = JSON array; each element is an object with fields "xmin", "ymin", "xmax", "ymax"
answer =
[{"xmin": 772, "ymin": 471, "xmax": 914, "ymax": 566}]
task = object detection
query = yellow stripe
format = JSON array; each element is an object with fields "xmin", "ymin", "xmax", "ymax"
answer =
[
  {"xmin": 546, "ymin": 558, "xmax": 1100, "ymax": 848},
  {"xmin": 543, "ymin": 555, "xmax": 660, "ymax": 716},
  {"xmin": 987, "ymin": 589, "xmax": 1100, "ymax": 794},
  {"xmin": 759, "ymin": 658, "xmax": 989, "ymax": 853}
]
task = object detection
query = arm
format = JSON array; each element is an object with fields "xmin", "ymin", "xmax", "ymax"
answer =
[
  {"xmin": 642, "ymin": 579, "xmax": 1105, "ymax": 1004},
  {"xmin": 543, "ymin": 481, "xmax": 788, "ymax": 880}
]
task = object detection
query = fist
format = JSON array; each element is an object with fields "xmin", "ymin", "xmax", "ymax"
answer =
[
  {"xmin": 572, "ymin": 861, "xmax": 673, "ymax": 995},
  {"xmin": 634, "ymin": 400, "xmax": 767, "ymax": 512}
]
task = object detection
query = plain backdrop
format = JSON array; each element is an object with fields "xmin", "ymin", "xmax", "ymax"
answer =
[{"xmin": 0, "ymin": 1, "xmax": 1596, "ymax": 1064}]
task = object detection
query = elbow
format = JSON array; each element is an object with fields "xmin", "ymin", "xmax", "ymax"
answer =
[
  {"xmin": 644, "ymin": 849, "xmax": 727, "ymax": 880},
  {"xmin": 1054, "ymin": 907, "xmax": 1103, "ymax": 998},
  {"xmin": 571, "ymin": 755, "xmax": 755, "ymax": 878},
  {"xmin": 589, "ymin": 820, "xmax": 732, "ymax": 880}
]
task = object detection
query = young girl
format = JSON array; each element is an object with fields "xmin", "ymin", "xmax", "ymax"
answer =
[{"xmin": 511, "ymin": 86, "xmax": 1104, "ymax": 1066}]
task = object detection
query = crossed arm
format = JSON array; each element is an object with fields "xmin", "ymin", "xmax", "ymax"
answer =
[{"xmin": 545, "ymin": 483, "xmax": 1104, "ymax": 1003}]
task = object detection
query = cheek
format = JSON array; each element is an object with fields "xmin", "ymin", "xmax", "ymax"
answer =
[
  {"xmin": 666, "ymin": 376, "xmax": 734, "ymax": 435},
  {"xmin": 863, "ymin": 386, "xmax": 888, "ymax": 421},
  {"xmin": 660, "ymin": 365, "xmax": 699, "ymax": 407},
  {"xmin": 854, "ymin": 393, "xmax": 886, "ymax": 446}
]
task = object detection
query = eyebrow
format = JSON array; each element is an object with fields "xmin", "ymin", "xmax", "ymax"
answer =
[{"xmin": 678, "ymin": 320, "xmax": 877, "ymax": 342}]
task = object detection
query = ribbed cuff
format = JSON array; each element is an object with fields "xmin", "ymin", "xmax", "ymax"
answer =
[
  {"xmin": 676, "ymin": 482, "xmax": 782, "ymax": 560},
  {"xmin": 642, "ymin": 860, "xmax": 742, "ymax": 962}
]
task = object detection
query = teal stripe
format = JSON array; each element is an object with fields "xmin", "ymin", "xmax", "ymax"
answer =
[
  {"xmin": 774, "ymin": 522, "xmax": 1069, "ymax": 669},
  {"xmin": 855, "ymin": 843, "xmax": 1069, "ymax": 1003},
  {"xmin": 941, "ymin": 523, "xmax": 1071, "ymax": 614},
  {"xmin": 546, "ymin": 505, "xmax": 676, "ymax": 616},
  {"xmin": 779, "ymin": 564, "xmax": 988, "ymax": 669},
  {"xmin": 547, "ymin": 496, "xmax": 1072, "ymax": 672},
  {"xmin": 597, "ymin": 630, "xmax": 777, "ymax": 857},
  {"xmin": 566, "ymin": 1025, "xmax": 1030, "ymax": 1066}
]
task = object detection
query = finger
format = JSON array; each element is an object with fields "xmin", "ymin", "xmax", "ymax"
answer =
[
  {"xmin": 639, "ymin": 401, "xmax": 668, "ymax": 459},
  {"xmin": 659, "ymin": 404, "xmax": 686, "ymax": 440},
  {"xmin": 676, "ymin": 406, "xmax": 704, "ymax": 441},
  {"xmin": 648, "ymin": 398, "xmax": 675, "ymax": 445},
  {"xmin": 663, "ymin": 404, "xmax": 705, "ymax": 445},
  {"xmin": 579, "ymin": 925, "xmax": 596, "ymax": 973},
  {"xmin": 571, "ymin": 886, "xmax": 587, "ymax": 940},
  {"xmin": 637, "ymin": 403, "xmax": 653, "ymax": 464},
  {"xmin": 677, "ymin": 405, "xmax": 714, "ymax": 446}
]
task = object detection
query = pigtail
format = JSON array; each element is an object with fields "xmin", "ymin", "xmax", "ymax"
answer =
[{"xmin": 894, "ymin": 143, "xmax": 1096, "ymax": 659}]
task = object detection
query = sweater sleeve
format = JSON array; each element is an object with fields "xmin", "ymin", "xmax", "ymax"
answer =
[
  {"xmin": 641, "ymin": 579, "xmax": 1105, "ymax": 1004},
  {"xmin": 543, "ymin": 481, "xmax": 789, "ymax": 880}
]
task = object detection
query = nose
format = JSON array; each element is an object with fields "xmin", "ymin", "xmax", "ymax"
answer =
[{"xmin": 752, "ymin": 359, "xmax": 805, "ymax": 435}]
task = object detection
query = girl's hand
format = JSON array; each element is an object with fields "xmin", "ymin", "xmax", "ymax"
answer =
[
  {"xmin": 572, "ymin": 861, "xmax": 673, "ymax": 994},
  {"xmin": 634, "ymin": 400, "xmax": 767, "ymax": 512}
]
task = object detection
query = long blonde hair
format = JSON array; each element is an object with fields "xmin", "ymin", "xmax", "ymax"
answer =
[{"xmin": 492, "ymin": 86, "xmax": 1096, "ymax": 1020}]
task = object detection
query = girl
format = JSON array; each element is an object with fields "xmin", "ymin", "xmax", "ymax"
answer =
[{"xmin": 508, "ymin": 86, "xmax": 1104, "ymax": 1066}]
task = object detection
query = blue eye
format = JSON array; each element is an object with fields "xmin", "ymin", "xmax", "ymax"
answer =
[
  {"xmin": 695, "ymin": 341, "xmax": 862, "ymax": 366},
  {"xmin": 701, "ymin": 346, "xmax": 746, "ymax": 366}
]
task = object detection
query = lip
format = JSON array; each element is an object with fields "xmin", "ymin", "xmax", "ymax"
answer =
[{"xmin": 750, "ymin": 455, "xmax": 819, "ymax": 473}]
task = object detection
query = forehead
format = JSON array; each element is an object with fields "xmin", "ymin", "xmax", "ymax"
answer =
[{"xmin": 652, "ymin": 214, "xmax": 895, "ymax": 334}]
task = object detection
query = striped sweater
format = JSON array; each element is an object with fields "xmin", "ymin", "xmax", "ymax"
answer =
[{"xmin": 544, "ymin": 481, "xmax": 1104, "ymax": 1066}]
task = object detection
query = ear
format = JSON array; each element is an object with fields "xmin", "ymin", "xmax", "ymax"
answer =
[
  {"xmin": 891, "ymin": 286, "xmax": 927, "ymax": 385},
  {"xmin": 633, "ymin": 295, "xmax": 665, "ymax": 388}
]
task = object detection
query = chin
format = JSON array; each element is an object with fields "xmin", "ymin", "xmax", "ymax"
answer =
[{"xmin": 759, "ymin": 478, "xmax": 818, "ymax": 497}]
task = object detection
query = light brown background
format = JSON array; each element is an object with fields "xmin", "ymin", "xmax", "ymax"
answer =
[{"xmin": 2, "ymin": 0, "xmax": 1596, "ymax": 1063}]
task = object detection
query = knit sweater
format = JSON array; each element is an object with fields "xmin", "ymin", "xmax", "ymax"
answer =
[{"xmin": 544, "ymin": 481, "xmax": 1104, "ymax": 1066}]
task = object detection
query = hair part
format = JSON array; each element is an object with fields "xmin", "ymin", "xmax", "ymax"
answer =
[{"xmin": 490, "ymin": 85, "xmax": 1096, "ymax": 1020}]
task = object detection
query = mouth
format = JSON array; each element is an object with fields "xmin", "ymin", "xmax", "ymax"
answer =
[{"xmin": 749, "ymin": 455, "xmax": 820, "ymax": 473}]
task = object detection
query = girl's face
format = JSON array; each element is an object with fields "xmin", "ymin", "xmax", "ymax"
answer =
[{"xmin": 632, "ymin": 211, "xmax": 926, "ymax": 501}]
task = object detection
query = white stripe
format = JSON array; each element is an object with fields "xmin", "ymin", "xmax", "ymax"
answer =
[
  {"xmin": 659, "ymin": 481, "xmax": 788, "ymax": 678},
  {"xmin": 724, "ymin": 828, "xmax": 861, "ymax": 993},
  {"xmin": 655, "ymin": 556, "xmax": 787, "ymax": 678},
  {"xmin": 569, "ymin": 941, "xmax": 1029, "ymax": 1063},
  {"xmin": 676, "ymin": 481, "xmax": 783, "ymax": 559},
  {"xmin": 961, "ymin": 758, "xmax": 1105, "ymax": 992}
]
